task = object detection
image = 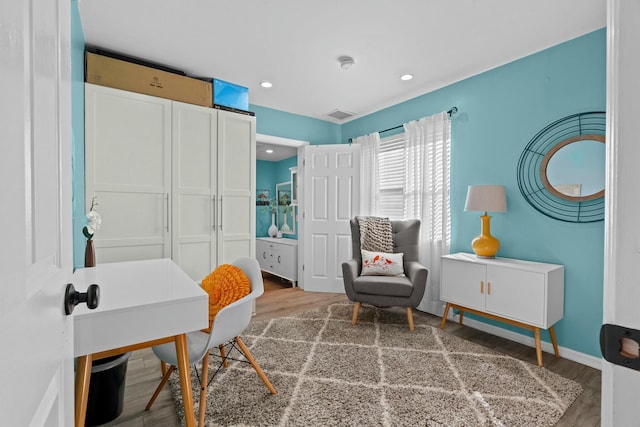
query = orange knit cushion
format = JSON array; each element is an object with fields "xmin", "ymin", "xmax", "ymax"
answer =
[{"xmin": 200, "ymin": 264, "xmax": 251, "ymax": 332}]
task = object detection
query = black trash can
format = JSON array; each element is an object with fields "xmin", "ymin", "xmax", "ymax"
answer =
[{"xmin": 85, "ymin": 352, "xmax": 131, "ymax": 427}]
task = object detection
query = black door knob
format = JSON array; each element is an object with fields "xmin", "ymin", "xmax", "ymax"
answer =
[{"xmin": 64, "ymin": 283, "xmax": 100, "ymax": 315}]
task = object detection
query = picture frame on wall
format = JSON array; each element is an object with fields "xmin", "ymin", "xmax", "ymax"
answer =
[
  {"xmin": 278, "ymin": 189, "xmax": 291, "ymax": 206},
  {"xmin": 256, "ymin": 189, "xmax": 270, "ymax": 205}
]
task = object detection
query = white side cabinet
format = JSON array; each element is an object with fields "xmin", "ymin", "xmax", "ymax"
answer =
[
  {"xmin": 440, "ymin": 252, "xmax": 564, "ymax": 366},
  {"xmin": 256, "ymin": 238, "xmax": 298, "ymax": 285}
]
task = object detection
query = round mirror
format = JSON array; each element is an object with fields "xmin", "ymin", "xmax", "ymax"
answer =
[
  {"xmin": 518, "ymin": 111, "xmax": 605, "ymax": 223},
  {"xmin": 541, "ymin": 135, "xmax": 605, "ymax": 201}
]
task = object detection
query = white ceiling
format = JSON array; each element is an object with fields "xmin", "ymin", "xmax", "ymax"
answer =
[{"xmin": 78, "ymin": 0, "xmax": 606, "ymax": 126}]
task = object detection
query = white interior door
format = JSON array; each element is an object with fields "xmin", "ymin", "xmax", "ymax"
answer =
[
  {"xmin": 302, "ymin": 144, "xmax": 360, "ymax": 293},
  {"xmin": 602, "ymin": 1, "xmax": 640, "ymax": 424},
  {"xmin": 0, "ymin": 0, "xmax": 74, "ymax": 425}
]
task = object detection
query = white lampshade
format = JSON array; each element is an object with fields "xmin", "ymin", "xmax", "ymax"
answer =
[{"xmin": 465, "ymin": 185, "xmax": 507, "ymax": 213}]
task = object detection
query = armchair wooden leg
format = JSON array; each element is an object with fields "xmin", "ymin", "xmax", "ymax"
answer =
[
  {"xmin": 406, "ymin": 307, "xmax": 415, "ymax": 332},
  {"xmin": 352, "ymin": 301, "xmax": 361, "ymax": 325},
  {"xmin": 198, "ymin": 351, "xmax": 210, "ymax": 427},
  {"xmin": 145, "ymin": 365, "xmax": 175, "ymax": 410},
  {"xmin": 235, "ymin": 337, "xmax": 277, "ymax": 394}
]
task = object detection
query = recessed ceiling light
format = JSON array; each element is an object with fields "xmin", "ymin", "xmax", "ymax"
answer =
[
  {"xmin": 400, "ymin": 74, "xmax": 414, "ymax": 81},
  {"xmin": 266, "ymin": 149, "xmax": 274, "ymax": 154},
  {"xmin": 260, "ymin": 81, "xmax": 273, "ymax": 88}
]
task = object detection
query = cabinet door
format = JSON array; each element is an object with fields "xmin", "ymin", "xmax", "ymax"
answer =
[
  {"xmin": 441, "ymin": 258, "xmax": 486, "ymax": 311},
  {"xmin": 85, "ymin": 84, "xmax": 171, "ymax": 263},
  {"xmin": 486, "ymin": 266, "xmax": 545, "ymax": 327},
  {"xmin": 276, "ymin": 242, "xmax": 297, "ymax": 281},
  {"xmin": 256, "ymin": 239, "xmax": 271, "ymax": 271},
  {"xmin": 172, "ymin": 102, "xmax": 217, "ymax": 281},
  {"xmin": 217, "ymin": 110, "xmax": 256, "ymax": 264}
]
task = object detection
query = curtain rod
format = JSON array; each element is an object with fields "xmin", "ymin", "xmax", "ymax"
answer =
[
  {"xmin": 377, "ymin": 106, "xmax": 458, "ymax": 135},
  {"xmin": 348, "ymin": 106, "xmax": 458, "ymax": 143}
]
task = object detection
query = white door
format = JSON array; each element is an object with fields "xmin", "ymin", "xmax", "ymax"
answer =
[
  {"xmin": 172, "ymin": 102, "xmax": 217, "ymax": 282},
  {"xmin": 0, "ymin": 1, "xmax": 74, "ymax": 425},
  {"xmin": 217, "ymin": 110, "xmax": 256, "ymax": 264},
  {"xmin": 302, "ymin": 144, "xmax": 360, "ymax": 293},
  {"xmin": 85, "ymin": 84, "xmax": 172, "ymax": 263},
  {"xmin": 602, "ymin": 0, "xmax": 640, "ymax": 424}
]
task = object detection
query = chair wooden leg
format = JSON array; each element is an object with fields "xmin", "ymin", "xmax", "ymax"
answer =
[
  {"xmin": 351, "ymin": 301, "xmax": 361, "ymax": 325},
  {"xmin": 160, "ymin": 360, "xmax": 168, "ymax": 376},
  {"xmin": 145, "ymin": 365, "xmax": 176, "ymax": 410},
  {"xmin": 406, "ymin": 307, "xmax": 415, "ymax": 332},
  {"xmin": 198, "ymin": 351, "xmax": 210, "ymax": 427},
  {"xmin": 219, "ymin": 344, "xmax": 228, "ymax": 368},
  {"xmin": 235, "ymin": 337, "xmax": 277, "ymax": 394}
]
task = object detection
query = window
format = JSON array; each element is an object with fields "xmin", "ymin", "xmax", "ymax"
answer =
[{"xmin": 377, "ymin": 135, "xmax": 405, "ymax": 219}]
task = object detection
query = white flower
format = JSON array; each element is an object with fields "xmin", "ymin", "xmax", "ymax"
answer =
[
  {"xmin": 86, "ymin": 210, "xmax": 102, "ymax": 235},
  {"xmin": 83, "ymin": 196, "xmax": 101, "ymax": 240}
]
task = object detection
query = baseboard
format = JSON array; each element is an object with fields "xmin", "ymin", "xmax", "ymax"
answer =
[{"xmin": 446, "ymin": 312, "xmax": 602, "ymax": 370}]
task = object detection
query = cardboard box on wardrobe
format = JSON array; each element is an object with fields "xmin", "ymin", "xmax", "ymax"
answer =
[{"xmin": 85, "ymin": 52, "xmax": 213, "ymax": 107}]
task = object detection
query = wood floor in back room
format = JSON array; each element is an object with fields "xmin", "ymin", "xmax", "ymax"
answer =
[{"xmin": 100, "ymin": 272, "xmax": 601, "ymax": 427}]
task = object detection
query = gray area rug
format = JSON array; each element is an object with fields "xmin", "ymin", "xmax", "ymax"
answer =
[{"xmin": 170, "ymin": 303, "xmax": 582, "ymax": 426}]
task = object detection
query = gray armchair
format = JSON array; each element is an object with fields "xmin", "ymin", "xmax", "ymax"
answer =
[{"xmin": 342, "ymin": 219, "xmax": 428, "ymax": 331}]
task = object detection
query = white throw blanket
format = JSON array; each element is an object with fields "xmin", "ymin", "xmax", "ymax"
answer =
[{"xmin": 356, "ymin": 216, "xmax": 393, "ymax": 252}]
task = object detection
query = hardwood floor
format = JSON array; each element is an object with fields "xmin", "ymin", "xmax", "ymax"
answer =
[{"xmin": 100, "ymin": 273, "xmax": 601, "ymax": 426}]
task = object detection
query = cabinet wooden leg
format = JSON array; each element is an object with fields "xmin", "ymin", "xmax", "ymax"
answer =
[
  {"xmin": 549, "ymin": 326, "xmax": 560, "ymax": 358},
  {"xmin": 459, "ymin": 310, "xmax": 464, "ymax": 325},
  {"xmin": 440, "ymin": 303, "xmax": 451, "ymax": 330},
  {"xmin": 534, "ymin": 328, "xmax": 543, "ymax": 367}
]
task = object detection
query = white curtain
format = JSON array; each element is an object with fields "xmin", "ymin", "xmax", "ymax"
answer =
[
  {"xmin": 403, "ymin": 112, "xmax": 451, "ymax": 315},
  {"xmin": 352, "ymin": 132, "xmax": 380, "ymax": 216}
]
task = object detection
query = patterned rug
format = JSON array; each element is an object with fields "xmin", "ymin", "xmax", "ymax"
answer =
[{"xmin": 170, "ymin": 303, "xmax": 583, "ymax": 426}]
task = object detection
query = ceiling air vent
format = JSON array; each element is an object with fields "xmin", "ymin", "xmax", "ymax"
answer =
[{"xmin": 327, "ymin": 109, "xmax": 355, "ymax": 120}]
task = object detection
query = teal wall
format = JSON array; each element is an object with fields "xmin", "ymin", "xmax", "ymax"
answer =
[
  {"xmin": 342, "ymin": 29, "xmax": 606, "ymax": 357},
  {"xmin": 252, "ymin": 106, "xmax": 341, "ymax": 238},
  {"xmin": 71, "ymin": 0, "xmax": 86, "ymax": 269},
  {"xmin": 251, "ymin": 105, "xmax": 342, "ymax": 145}
]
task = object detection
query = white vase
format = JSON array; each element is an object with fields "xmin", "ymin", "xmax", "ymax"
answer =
[
  {"xmin": 280, "ymin": 210, "xmax": 291, "ymax": 233},
  {"xmin": 268, "ymin": 213, "xmax": 278, "ymax": 237}
]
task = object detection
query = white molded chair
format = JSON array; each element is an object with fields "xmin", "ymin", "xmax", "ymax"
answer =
[{"xmin": 145, "ymin": 257, "xmax": 276, "ymax": 426}]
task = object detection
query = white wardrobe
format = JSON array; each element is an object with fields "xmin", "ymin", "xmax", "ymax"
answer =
[{"xmin": 85, "ymin": 83, "xmax": 256, "ymax": 282}]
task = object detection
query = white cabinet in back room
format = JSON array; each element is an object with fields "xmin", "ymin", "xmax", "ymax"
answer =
[
  {"xmin": 85, "ymin": 83, "xmax": 255, "ymax": 282},
  {"xmin": 256, "ymin": 237, "xmax": 298, "ymax": 286}
]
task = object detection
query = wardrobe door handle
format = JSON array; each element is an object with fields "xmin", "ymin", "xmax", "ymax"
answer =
[
  {"xmin": 212, "ymin": 195, "xmax": 216, "ymax": 229},
  {"xmin": 219, "ymin": 196, "xmax": 223, "ymax": 231},
  {"xmin": 165, "ymin": 193, "xmax": 169, "ymax": 232}
]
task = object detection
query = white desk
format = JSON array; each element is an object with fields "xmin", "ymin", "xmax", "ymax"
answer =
[{"xmin": 72, "ymin": 259, "xmax": 208, "ymax": 427}]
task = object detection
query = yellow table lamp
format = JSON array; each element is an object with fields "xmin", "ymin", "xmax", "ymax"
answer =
[{"xmin": 465, "ymin": 185, "xmax": 507, "ymax": 258}]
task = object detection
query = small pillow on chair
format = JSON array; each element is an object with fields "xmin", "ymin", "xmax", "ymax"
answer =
[
  {"xmin": 361, "ymin": 250, "xmax": 404, "ymax": 276},
  {"xmin": 201, "ymin": 264, "xmax": 251, "ymax": 332}
]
